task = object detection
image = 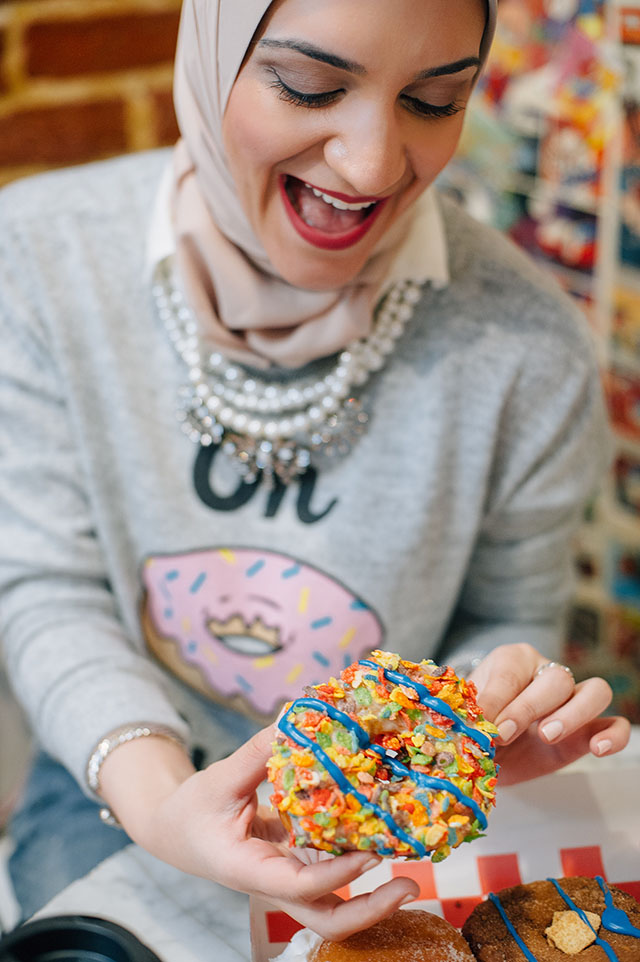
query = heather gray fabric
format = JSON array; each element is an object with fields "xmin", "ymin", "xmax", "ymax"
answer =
[{"xmin": 0, "ymin": 151, "xmax": 609, "ymax": 791}]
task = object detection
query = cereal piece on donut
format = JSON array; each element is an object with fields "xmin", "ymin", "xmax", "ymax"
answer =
[
  {"xmin": 270, "ymin": 910, "xmax": 475, "ymax": 962},
  {"xmin": 267, "ymin": 649, "xmax": 499, "ymax": 861},
  {"xmin": 545, "ymin": 910, "xmax": 600, "ymax": 954},
  {"xmin": 462, "ymin": 876, "xmax": 640, "ymax": 961}
]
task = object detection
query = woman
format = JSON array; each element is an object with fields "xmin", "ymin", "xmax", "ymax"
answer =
[{"xmin": 0, "ymin": 0, "xmax": 630, "ymax": 940}]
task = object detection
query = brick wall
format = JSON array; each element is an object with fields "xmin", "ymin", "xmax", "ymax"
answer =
[{"xmin": 0, "ymin": 0, "xmax": 182, "ymax": 186}]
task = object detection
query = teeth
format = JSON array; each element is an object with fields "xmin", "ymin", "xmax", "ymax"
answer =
[{"xmin": 305, "ymin": 183, "xmax": 376, "ymax": 212}]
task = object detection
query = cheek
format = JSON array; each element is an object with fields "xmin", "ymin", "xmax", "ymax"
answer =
[
  {"xmin": 224, "ymin": 85, "xmax": 301, "ymax": 193},
  {"xmin": 223, "ymin": 91, "xmax": 274, "ymax": 203},
  {"xmin": 412, "ymin": 117, "xmax": 467, "ymax": 183},
  {"xmin": 224, "ymin": 112, "xmax": 269, "ymax": 179}
]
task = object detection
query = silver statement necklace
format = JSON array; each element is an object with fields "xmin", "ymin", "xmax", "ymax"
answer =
[{"xmin": 153, "ymin": 256, "xmax": 422, "ymax": 486}]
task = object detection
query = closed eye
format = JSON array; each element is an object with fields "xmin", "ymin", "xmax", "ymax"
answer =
[
  {"xmin": 401, "ymin": 94, "xmax": 465, "ymax": 118},
  {"xmin": 267, "ymin": 68, "xmax": 466, "ymax": 119},
  {"xmin": 268, "ymin": 70, "xmax": 343, "ymax": 108}
]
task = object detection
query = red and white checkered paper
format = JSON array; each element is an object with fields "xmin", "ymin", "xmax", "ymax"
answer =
[{"xmin": 250, "ymin": 767, "xmax": 640, "ymax": 962}]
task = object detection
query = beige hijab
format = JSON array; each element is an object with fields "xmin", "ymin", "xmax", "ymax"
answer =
[{"xmin": 171, "ymin": 0, "xmax": 497, "ymax": 370}]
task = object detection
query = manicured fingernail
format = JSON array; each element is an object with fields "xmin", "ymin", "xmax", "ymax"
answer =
[
  {"xmin": 361, "ymin": 857, "xmax": 380, "ymax": 873},
  {"xmin": 541, "ymin": 720, "xmax": 564, "ymax": 742},
  {"xmin": 595, "ymin": 739, "xmax": 612, "ymax": 756},
  {"xmin": 400, "ymin": 894, "xmax": 416, "ymax": 906},
  {"xmin": 497, "ymin": 719, "xmax": 517, "ymax": 742}
]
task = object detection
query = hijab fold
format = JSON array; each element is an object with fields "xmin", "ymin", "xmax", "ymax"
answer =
[{"xmin": 167, "ymin": 0, "xmax": 497, "ymax": 370}]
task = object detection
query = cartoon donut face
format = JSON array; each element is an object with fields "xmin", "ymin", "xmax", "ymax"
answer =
[{"xmin": 141, "ymin": 548, "xmax": 384, "ymax": 719}]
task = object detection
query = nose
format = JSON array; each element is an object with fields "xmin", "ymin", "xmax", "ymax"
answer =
[{"xmin": 323, "ymin": 103, "xmax": 408, "ymax": 197}]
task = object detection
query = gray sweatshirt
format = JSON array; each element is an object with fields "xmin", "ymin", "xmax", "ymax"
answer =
[{"xmin": 0, "ymin": 150, "xmax": 609, "ymax": 792}]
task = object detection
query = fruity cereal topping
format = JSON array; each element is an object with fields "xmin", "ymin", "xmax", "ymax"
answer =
[{"xmin": 268, "ymin": 650, "xmax": 499, "ymax": 862}]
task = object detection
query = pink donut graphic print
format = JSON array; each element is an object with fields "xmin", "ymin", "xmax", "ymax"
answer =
[{"xmin": 141, "ymin": 548, "xmax": 384, "ymax": 720}]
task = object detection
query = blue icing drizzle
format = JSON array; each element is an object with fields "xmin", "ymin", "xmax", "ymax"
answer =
[
  {"xmin": 597, "ymin": 876, "xmax": 640, "ymax": 938},
  {"xmin": 489, "ymin": 894, "xmax": 538, "ymax": 962},
  {"xmin": 549, "ymin": 878, "xmax": 619, "ymax": 962},
  {"xmin": 278, "ymin": 699, "xmax": 426, "ymax": 857},
  {"xmin": 359, "ymin": 660, "xmax": 495, "ymax": 758}
]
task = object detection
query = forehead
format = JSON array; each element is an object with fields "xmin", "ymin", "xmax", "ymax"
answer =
[{"xmin": 255, "ymin": 0, "xmax": 487, "ymax": 67}]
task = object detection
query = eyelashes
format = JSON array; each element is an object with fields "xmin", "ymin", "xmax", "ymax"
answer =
[
  {"xmin": 267, "ymin": 69, "xmax": 465, "ymax": 119},
  {"xmin": 402, "ymin": 94, "xmax": 465, "ymax": 119},
  {"xmin": 268, "ymin": 71, "xmax": 342, "ymax": 109}
]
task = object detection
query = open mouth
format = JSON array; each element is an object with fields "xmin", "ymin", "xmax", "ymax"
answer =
[
  {"xmin": 207, "ymin": 614, "xmax": 283, "ymax": 657},
  {"xmin": 280, "ymin": 175, "xmax": 388, "ymax": 251}
]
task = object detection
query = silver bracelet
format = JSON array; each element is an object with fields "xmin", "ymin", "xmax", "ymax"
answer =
[{"xmin": 86, "ymin": 723, "xmax": 188, "ymax": 828}]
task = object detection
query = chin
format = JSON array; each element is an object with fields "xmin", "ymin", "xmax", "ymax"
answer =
[{"xmin": 268, "ymin": 248, "xmax": 371, "ymax": 292}]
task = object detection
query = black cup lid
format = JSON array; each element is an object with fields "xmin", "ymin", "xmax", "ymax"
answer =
[{"xmin": 0, "ymin": 914, "xmax": 164, "ymax": 962}]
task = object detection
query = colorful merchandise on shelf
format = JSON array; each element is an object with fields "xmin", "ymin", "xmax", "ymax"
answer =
[
  {"xmin": 606, "ymin": 367, "xmax": 640, "ymax": 441},
  {"xmin": 614, "ymin": 449, "xmax": 640, "ymax": 514},
  {"xmin": 447, "ymin": 0, "xmax": 640, "ymax": 721}
]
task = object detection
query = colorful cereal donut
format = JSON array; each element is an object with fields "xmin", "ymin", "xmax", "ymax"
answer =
[{"xmin": 268, "ymin": 649, "xmax": 499, "ymax": 862}]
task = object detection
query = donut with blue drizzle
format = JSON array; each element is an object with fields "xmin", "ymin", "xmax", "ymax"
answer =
[
  {"xmin": 267, "ymin": 649, "xmax": 499, "ymax": 861},
  {"xmin": 462, "ymin": 876, "xmax": 640, "ymax": 961}
]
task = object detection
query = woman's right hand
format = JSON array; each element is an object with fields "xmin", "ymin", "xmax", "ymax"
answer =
[{"xmin": 98, "ymin": 726, "xmax": 419, "ymax": 940}]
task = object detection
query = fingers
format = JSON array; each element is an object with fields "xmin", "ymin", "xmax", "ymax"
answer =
[
  {"xmin": 468, "ymin": 645, "xmax": 628, "ymax": 781},
  {"xmin": 214, "ymin": 724, "xmax": 277, "ymax": 799},
  {"xmin": 493, "ymin": 664, "xmax": 577, "ymax": 745},
  {"xmin": 274, "ymin": 877, "xmax": 419, "ymax": 941},
  {"xmin": 587, "ymin": 714, "xmax": 631, "ymax": 757},
  {"xmin": 532, "ymin": 677, "xmax": 612, "ymax": 747},
  {"xmin": 471, "ymin": 643, "xmax": 540, "ymax": 724},
  {"xmin": 496, "ymin": 714, "xmax": 632, "ymax": 785},
  {"xmin": 239, "ymin": 844, "xmax": 382, "ymax": 902}
]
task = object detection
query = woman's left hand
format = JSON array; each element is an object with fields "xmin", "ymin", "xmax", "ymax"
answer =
[{"xmin": 469, "ymin": 643, "xmax": 631, "ymax": 785}]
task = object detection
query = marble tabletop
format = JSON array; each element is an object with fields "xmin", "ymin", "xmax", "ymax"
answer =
[{"xmin": 32, "ymin": 726, "xmax": 640, "ymax": 962}]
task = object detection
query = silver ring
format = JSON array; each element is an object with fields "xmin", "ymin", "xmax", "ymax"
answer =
[{"xmin": 534, "ymin": 661, "xmax": 575, "ymax": 684}]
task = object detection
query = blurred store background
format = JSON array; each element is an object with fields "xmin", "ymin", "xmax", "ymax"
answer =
[
  {"xmin": 0, "ymin": 0, "xmax": 639, "ymax": 835},
  {"xmin": 441, "ymin": 0, "xmax": 640, "ymax": 727}
]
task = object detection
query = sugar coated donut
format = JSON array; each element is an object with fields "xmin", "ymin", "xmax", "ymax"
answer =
[
  {"xmin": 268, "ymin": 650, "xmax": 498, "ymax": 861},
  {"xmin": 311, "ymin": 909, "xmax": 476, "ymax": 962},
  {"xmin": 269, "ymin": 911, "xmax": 475, "ymax": 962},
  {"xmin": 462, "ymin": 876, "xmax": 640, "ymax": 961}
]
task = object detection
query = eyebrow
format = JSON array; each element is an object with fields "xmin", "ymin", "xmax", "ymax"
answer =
[
  {"xmin": 259, "ymin": 38, "xmax": 366, "ymax": 74},
  {"xmin": 416, "ymin": 56, "xmax": 481, "ymax": 80},
  {"xmin": 259, "ymin": 38, "xmax": 480, "ymax": 80}
]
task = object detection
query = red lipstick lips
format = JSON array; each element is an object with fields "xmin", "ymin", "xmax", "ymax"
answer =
[{"xmin": 279, "ymin": 175, "xmax": 388, "ymax": 251}]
